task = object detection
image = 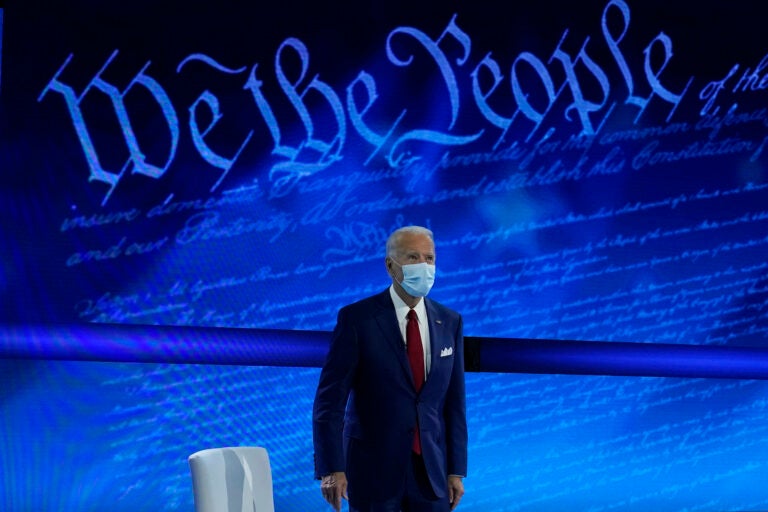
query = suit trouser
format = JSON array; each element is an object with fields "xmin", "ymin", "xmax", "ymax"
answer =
[{"xmin": 348, "ymin": 452, "xmax": 450, "ymax": 512}]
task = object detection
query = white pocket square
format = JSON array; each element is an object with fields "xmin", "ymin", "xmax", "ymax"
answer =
[{"xmin": 440, "ymin": 347, "xmax": 453, "ymax": 357}]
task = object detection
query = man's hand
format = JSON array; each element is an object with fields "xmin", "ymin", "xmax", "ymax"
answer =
[
  {"xmin": 320, "ymin": 471, "xmax": 348, "ymax": 511},
  {"xmin": 447, "ymin": 475, "xmax": 464, "ymax": 510}
]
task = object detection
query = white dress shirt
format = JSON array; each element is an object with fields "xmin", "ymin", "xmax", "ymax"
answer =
[{"xmin": 389, "ymin": 285, "xmax": 431, "ymax": 376}]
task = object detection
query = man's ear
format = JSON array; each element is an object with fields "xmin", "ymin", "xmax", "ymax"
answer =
[{"xmin": 385, "ymin": 257, "xmax": 399, "ymax": 279}]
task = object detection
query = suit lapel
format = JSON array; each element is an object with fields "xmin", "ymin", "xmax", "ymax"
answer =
[
  {"xmin": 372, "ymin": 290, "xmax": 414, "ymax": 385},
  {"xmin": 424, "ymin": 298, "xmax": 444, "ymax": 391}
]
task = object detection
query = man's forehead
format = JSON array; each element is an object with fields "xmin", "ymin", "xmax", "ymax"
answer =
[{"xmin": 398, "ymin": 233, "xmax": 434, "ymax": 251}]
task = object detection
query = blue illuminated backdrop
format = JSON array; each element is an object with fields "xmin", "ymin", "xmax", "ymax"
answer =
[{"xmin": 1, "ymin": 0, "xmax": 767, "ymax": 510}]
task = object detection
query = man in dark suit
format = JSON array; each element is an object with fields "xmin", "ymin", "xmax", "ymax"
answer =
[{"xmin": 313, "ymin": 225, "xmax": 467, "ymax": 512}]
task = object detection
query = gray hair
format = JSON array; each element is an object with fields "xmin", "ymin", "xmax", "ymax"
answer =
[{"xmin": 386, "ymin": 226, "xmax": 434, "ymax": 258}]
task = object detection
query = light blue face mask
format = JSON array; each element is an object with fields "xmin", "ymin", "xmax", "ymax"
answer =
[{"xmin": 393, "ymin": 261, "xmax": 436, "ymax": 297}]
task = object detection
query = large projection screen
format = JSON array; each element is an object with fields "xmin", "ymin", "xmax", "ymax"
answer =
[{"xmin": 2, "ymin": 1, "xmax": 768, "ymax": 510}]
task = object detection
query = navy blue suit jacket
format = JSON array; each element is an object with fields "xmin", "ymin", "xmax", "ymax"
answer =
[{"xmin": 313, "ymin": 289, "xmax": 467, "ymax": 502}]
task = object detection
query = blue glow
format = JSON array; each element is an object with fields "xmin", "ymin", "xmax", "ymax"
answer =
[
  {"xmin": 2, "ymin": 359, "xmax": 768, "ymax": 511},
  {"xmin": 3, "ymin": 1, "xmax": 768, "ymax": 510},
  {"xmin": 4, "ymin": 324, "xmax": 768, "ymax": 380}
]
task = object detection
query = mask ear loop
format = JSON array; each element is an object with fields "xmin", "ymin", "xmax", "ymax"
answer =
[{"xmin": 388, "ymin": 257, "xmax": 403, "ymax": 282}]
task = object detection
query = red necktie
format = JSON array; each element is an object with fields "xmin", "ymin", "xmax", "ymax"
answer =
[{"xmin": 406, "ymin": 309, "xmax": 424, "ymax": 454}]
